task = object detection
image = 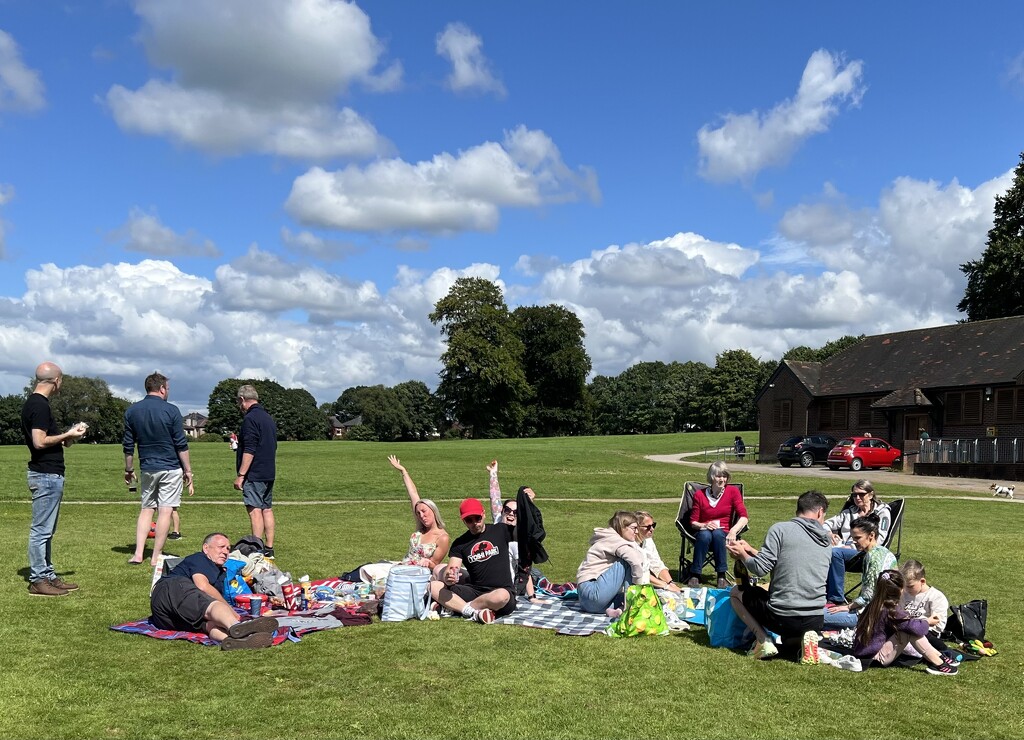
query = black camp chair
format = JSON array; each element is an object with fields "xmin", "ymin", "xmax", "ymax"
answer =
[
  {"xmin": 841, "ymin": 497, "xmax": 906, "ymax": 598},
  {"xmin": 675, "ymin": 481, "xmax": 748, "ymax": 583}
]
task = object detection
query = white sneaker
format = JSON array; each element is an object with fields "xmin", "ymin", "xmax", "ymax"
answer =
[{"xmin": 747, "ymin": 640, "xmax": 779, "ymax": 659}]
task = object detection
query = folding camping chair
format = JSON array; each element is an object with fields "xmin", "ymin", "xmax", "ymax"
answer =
[
  {"xmin": 675, "ymin": 481, "xmax": 747, "ymax": 583},
  {"xmin": 842, "ymin": 497, "xmax": 906, "ymax": 598}
]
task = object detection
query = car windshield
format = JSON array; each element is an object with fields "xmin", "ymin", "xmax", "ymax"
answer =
[{"xmin": 782, "ymin": 437, "xmax": 803, "ymax": 445}]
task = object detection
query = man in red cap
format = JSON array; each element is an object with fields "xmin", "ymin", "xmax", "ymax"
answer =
[{"xmin": 428, "ymin": 497, "xmax": 517, "ymax": 623}]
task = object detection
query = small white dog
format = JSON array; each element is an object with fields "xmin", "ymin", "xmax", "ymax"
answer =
[{"xmin": 990, "ymin": 483, "xmax": 1015, "ymax": 499}]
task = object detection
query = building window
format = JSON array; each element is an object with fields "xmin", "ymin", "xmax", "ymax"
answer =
[
  {"xmin": 945, "ymin": 390, "xmax": 983, "ymax": 425},
  {"xmin": 994, "ymin": 388, "xmax": 1024, "ymax": 422},
  {"xmin": 857, "ymin": 397, "xmax": 885, "ymax": 427},
  {"xmin": 772, "ymin": 399, "xmax": 792, "ymax": 431},
  {"xmin": 819, "ymin": 399, "xmax": 848, "ymax": 430}
]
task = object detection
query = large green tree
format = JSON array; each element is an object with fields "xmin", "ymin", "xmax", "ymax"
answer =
[
  {"xmin": 333, "ymin": 384, "xmax": 410, "ymax": 442},
  {"xmin": 207, "ymin": 378, "xmax": 326, "ymax": 441},
  {"xmin": 392, "ymin": 380, "xmax": 439, "ymax": 440},
  {"xmin": 0, "ymin": 394, "xmax": 25, "ymax": 445},
  {"xmin": 958, "ymin": 152, "xmax": 1024, "ymax": 321},
  {"xmin": 710, "ymin": 349, "xmax": 764, "ymax": 431},
  {"xmin": 29, "ymin": 375, "xmax": 130, "ymax": 444},
  {"xmin": 429, "ymin": 277, "xmax": 530, "ymax": 438},
  {"xmin": 512, "ymin": 304, "xmax": 592, "ymax": 437}
]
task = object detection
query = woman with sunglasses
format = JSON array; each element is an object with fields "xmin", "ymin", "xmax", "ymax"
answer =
[
  {"xmin": 487, "ymin": 460, "xmax": 538, "ymax": 599},
  {"xmin": 634, "ymin": 511, "xmax": 681, "ymax": 592},
  {"xmin": 576, "ymin": 511, "xmax": 646, "ymax": 617},
  {"xmin": 824, "ymin": 479, "xmax": 889, "ymax": 604}
]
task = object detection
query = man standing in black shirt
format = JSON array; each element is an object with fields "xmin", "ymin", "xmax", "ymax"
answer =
[
  {"xmin": 22, "ymin": 362, "xmax": 87, "ymax": 597},
  {"xmin": 428, "ymin": 498, "xmax": 517, "ymax": 623},
  {"xmin": 232, "ymin": 385, "xmax": 278, "ymax": 557}
]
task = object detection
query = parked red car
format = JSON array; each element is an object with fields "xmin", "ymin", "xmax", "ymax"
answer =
[{"xmin": 826, "ymin": 437, "xmax": 902, "ymax": 471}]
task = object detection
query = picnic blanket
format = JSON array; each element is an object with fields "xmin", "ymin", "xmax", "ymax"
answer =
[
  {"xmin": 110, "ymin": 605, "xmax": 370, "ymax": 646},
  {"xmin": 493, "ymin": 597, "xmax": 611, "ymax": 636}
]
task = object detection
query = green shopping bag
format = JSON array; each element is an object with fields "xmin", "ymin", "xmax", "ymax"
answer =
[{"xmin": 606, "ymin": 583, "xmax": 669, "ymax": 638}]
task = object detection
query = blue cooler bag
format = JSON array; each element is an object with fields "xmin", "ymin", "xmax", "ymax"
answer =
[
  {"xmin": 706, "ymin": 589, "xmax": 754, "ymax": 648},
  {"xmin": 381, "ymin": 565, "xmax": 431, "ymax": 622}
]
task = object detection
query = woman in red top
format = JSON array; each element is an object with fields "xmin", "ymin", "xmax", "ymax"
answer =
[{"xmin": 687, "ymin": 461, "xmax": 749, "ymax": 589}]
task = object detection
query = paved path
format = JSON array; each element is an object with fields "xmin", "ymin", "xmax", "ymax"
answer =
[{"xmin": 645, "ymin": 451, "xmax": 1023, "ymax": 502}]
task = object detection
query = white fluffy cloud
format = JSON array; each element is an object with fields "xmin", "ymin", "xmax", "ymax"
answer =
[
  {"xmin": 285, "ymin": 126, "xmax": 600, "ymax": 232},
  {"xmin": 106, "ymin": 0, "xmax": 397, "ymax": 160},
  {"xmin": 0, "ymin": 29, "xmax": 45, "ymax": 113},
  {"xmin": 109, "ymin": 207, "xmax": 220, "ymax": 257},
  {"xmin": 280, "ymin": 227, "xmax": 359, "ymax": 261},
  {"xmin": 436, "ymin": 22, "xmax": 506, "ymax": 97},
  {"xmin": 697, "ymin": 49, "xmax": 865, "ymax": 183}
]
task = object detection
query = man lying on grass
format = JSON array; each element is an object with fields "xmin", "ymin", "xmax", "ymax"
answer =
[{"xmin": 149, "ymin": 532, "xmax": 278, "ymax": 650}]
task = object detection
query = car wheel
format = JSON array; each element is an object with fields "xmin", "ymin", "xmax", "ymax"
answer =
[
  {"xmin": 850, "ymin": 458, "xmax": 863, "ymax": 472},
  {"xmin": 799, "ymin": 452, "xmax": 814, "ymax": 468},
  {"xmin": 779, "ymin": 461, "xmax": 792, "ymax": 468}
]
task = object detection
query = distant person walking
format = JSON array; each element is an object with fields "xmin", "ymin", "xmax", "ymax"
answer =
[
  {"xmin": 123, "ymin": 372, "xmax": 193, "ymax": 566},
  {"xmin": 22, "ymin": 362, "xmax": 88, "ymax": 596},
  {"xmin": 233, "ymin": 385, "xmax": 278, "ymax": 558},
  {"xmin": 734, "ymin": 436, "xmax": 746, "ymax": 461}
]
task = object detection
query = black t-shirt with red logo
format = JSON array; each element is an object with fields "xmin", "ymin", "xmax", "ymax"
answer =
[{"xmin": 450, "ymin": 523, "xmax": 514, "ymax": 590}]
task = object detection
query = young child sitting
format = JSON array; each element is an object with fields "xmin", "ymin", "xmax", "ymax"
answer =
[
  {"xmin": 852, "ymin": 569, "xmax": 958, "ymax": 676},
  {"xmin": 899, "ymin": 559, "xmax": 949, "ymax": 654}
]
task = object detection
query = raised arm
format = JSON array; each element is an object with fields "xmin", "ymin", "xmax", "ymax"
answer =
[
  {"xmin": 487, "ymin": 459, "xmax": 502, "ymax": 522},
  {"xmin": 388, "ymin": 455, "xmax": 421, "ymax": 512}
]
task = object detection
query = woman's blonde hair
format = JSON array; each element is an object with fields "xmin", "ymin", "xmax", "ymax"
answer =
[{"xmin": 414, "ymin": 499, "xmax": 446, "ymax": 533}]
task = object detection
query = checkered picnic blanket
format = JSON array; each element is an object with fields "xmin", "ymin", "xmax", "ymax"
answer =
[
  {"xmin": 493, "ymin": 597, "xmax": 612, "ymax": 636},
  {"xmin": 110, "ymin": 611, "xmax": 295, "ymax": 647}
]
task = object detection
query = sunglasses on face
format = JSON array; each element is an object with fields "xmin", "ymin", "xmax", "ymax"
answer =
[
  {"xmin": 502, "ymin": 506, "xmax": 517, "ymax": 516},
  {"xmin": 463, "ymin": 515, "xmax": 484, "ymax": 524},
  {"xmin": 640, "ymin": 522, "xmax": 657, "ymax": 531}
]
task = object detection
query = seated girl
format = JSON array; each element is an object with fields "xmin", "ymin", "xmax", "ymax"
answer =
[
  {"xmin": 576, "ymin": 511, "xmax": 646, "ymax": 617},
  {"xmin": 487, "ymin": 460, "xmax": 538, "ymax": 600},
  {"xmin": 357, "ymin": 456, "xmax": 451, "ymax": 583},
  {"xmin": 823, "ymin": 514, "xmax": 896, "ymax": 628},
  {"xmin": 852, "ymin": 569, "xmax": 958, "ymax": 675},
  {"xmin": 634, "ymin": 510, "xmax": 681, "ymax": 592},
  {"xmin": 824, "ymin": 480, "xmax": 889, "ymax": 604}
]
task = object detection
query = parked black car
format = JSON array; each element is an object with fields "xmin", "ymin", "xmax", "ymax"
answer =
[{"xmin": 777, "ymin": 434, "xmax": 838, "ymax": 468}]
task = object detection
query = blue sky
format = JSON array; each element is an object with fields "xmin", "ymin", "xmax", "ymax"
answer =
[{"xmin": 1, "ymin": 1, "xmax": 1023, "ymax": 411}]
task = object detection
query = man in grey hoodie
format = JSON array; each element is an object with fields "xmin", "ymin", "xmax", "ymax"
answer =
[{"xmin": 726, "ymin": 490, "xmax": 831, "ymax": 659}]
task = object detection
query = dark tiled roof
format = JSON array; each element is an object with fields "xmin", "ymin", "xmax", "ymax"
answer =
[
  {"xmin": 872, "ymin": 387, "xmax": 933, "ymax": 409},
  {"xmin": 813, "ymin": 315, "xmax": 1024, "ymax": 397},
  {"xmin": 785, "ymin": 360, "xmax": 822, "ymax": 393}
]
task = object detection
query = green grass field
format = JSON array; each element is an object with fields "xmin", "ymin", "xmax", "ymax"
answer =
[{"xmin": 1, "ymin": 433, "xmax": 1021, "ymax": 740}]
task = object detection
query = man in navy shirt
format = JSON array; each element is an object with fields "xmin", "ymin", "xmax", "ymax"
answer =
[
  {"xmin": 123, "ymin": 372, "xmax": 193, "ymax": 566},
  {"xmin": 233, "ymin": 385, "xmax": 278, "ymax": 557},
  {"xmin": 22, "ymin": 362, "xmax": 88, "ymax": 597},
  {"xmin": 150, "ymin": 532, "xmax": 278, "ymax": 650}
]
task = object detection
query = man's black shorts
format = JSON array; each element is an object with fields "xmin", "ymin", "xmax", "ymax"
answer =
[
  {"xmin": 150, "ymin": 576, "xmax": 216, "ymax": 631},
  {"xmin": 741, "ymin": 586, "xmax": 824, "ymax": 638},
  {"xmin": 449, "ymin": 583, "xmax": 517, "ymax": 617}
]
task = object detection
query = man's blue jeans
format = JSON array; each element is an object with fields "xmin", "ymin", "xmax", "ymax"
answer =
[
  {"xmin": 826, "ymin": 546, "xmax": 861, "ymax": 603},
  {"xmin": 28, "ymin": 472, "xmax": 65, "ymax": 583},
  {"xmin": 578, "ymin": 559, "xmax": 630, "ymax": 613},
  {"xmin": 691, "ymin": 528, "xmax": 728, "ymax": 575}
]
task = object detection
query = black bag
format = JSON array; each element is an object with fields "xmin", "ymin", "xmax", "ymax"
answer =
[{"xmin": 943, "ymin": 599, "xmax": 987, "ymax": 642}]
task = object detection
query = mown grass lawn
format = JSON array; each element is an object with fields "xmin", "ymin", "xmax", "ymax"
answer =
[{"xmin": 1, "ymin": 434, "xmax": 1021, "ymax": 740}]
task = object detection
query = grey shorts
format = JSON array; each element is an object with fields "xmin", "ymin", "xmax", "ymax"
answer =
[
  {"xmin": 243, "ymin": 480, "xmax": 274, "ymax": 509},
  {"xmin": 150, "ymin": 576, "xmax": 215, "ymax": 631},
  {"xmin": 140, "ymin": 469, "xmax": 183, "ymax": 509}
]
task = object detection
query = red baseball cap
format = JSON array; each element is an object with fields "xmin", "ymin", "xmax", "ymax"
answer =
[{"xmin": 459, "ymin": 498, "xmax": 485, "ymax": 520}]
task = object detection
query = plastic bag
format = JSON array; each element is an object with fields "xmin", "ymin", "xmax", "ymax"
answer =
[
  {"xmin": 606, "ymin": 584, "xmax": 668, "ymax": 638},
  {"xmin": 222, "ymin": 558, "xmax": 252, "ymax": 605}
]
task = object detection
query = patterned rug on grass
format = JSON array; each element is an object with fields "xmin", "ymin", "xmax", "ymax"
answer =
[
  {"xmin": 110, "ymin": 605, "xmax": 370, "ymax": 646},
  {"xmin": 493, "ymin": 597, "xmax": 611, "ymax": 636}
]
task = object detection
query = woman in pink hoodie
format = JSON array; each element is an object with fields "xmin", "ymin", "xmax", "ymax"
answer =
[{"xmin": 576, "ymin": 511, "xmax": 647, "ymax": 617}]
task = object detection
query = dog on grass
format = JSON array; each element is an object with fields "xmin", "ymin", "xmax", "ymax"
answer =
[{"xmin": 990, "ymin": 483, "xmax": 1015, "ymax": 499}]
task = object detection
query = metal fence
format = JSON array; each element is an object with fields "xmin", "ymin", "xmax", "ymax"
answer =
[
  {"xmin": 919, "ymin": 438, "xmax": 1024, "ymax": 464},
  {"xmin": 702, "ymin": 445, "xmax": 760, "ymax": 462}
]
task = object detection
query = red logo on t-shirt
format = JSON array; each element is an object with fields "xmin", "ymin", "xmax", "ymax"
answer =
[{"xmin": 467, "ymin": 540, "xmax": 499, "ymax": 564}]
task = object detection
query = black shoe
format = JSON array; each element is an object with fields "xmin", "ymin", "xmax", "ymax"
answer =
[
  {"xmin": 167, "ymin": 532, "xmax": 183, "ymax": 540},
  {"xmin": 263, "ymin": 546, "xmax": 275, "ymax": 558},
  {"xmin": 228, "ymin": 616, "xmax": 279, "ymax": 640},
  {"xmin": 926, "ymin": 661, "xmax": 959, "ymax": 676},
  {"xmin": 221, "ymin": 632, "xmax": 274, "ymax": 651}
]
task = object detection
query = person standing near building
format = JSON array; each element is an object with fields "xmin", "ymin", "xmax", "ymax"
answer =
[
  {"xmin": 123, "ymin": 372, "xmax": 193, "ymax": 566},
  {"xmin": 23, "ymin": 362, "xmax": 88, "ymax": 596},
  {"xmin": 233, "ymin": 385, "xmax": 278, "ymax": 558}
]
